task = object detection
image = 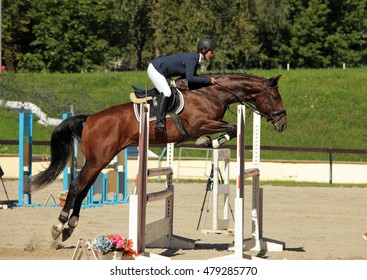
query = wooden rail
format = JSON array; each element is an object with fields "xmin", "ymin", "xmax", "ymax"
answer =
[{"xmin": 2, "ymin": 140, "xmax": 366, "ymax": 155}]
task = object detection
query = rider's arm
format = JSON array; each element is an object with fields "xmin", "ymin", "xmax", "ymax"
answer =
[{"xmin": 185, "ymin": 56, "xmax": 212, "ymax": 84}]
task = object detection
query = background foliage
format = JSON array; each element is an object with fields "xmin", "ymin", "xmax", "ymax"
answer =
[{"xmin": 1, "ymin": 0, "xmax": 367, "ymax": 72}]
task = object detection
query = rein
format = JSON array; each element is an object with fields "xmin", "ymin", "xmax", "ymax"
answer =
[
  {"xmin": 215, "ymin": 81, "xmax": 287, "ymax": 123},
  {"xmin": 177, "ymin": 86, "xmax": 229, "ymax": 109},
  {"xmin": 215, "ymin": 82, "xmax": 258, "ymax": 117}
]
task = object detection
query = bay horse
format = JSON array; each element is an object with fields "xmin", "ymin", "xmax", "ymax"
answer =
[{"xmin": 25, "ymin": 73, "xmax": 287, "ymax": 242}]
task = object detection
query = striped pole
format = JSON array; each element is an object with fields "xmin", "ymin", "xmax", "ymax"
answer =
[{"xmin": 136, "ymin": 103, "xmax": 149, "ymax": 253}]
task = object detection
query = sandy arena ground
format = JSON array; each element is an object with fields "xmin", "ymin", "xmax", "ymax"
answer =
[{"xmin": 0, "ymin": 179, "xmax": 366, "ymax": 260}]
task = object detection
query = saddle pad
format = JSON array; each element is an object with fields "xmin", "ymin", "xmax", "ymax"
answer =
[{"xmin": 133, "ymin": 89, "xmax": 185, "ymax": 122}]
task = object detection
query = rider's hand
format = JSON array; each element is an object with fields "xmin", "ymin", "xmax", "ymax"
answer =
[{"xmin": 211, "ymin": 77, "xmax": 217, "ymax": 84}]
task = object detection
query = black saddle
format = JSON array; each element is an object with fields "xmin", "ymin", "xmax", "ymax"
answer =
[
  {"xmin": 132, "ymin": 85, "xmax": 159, "ymax": 98},
  {"xmin": 132, "ymin": 85, "xmax": 181, "ymax": 113},
  {"xmin": 131, "ymin": 85, "xmax": 187, "ymax": 136}
]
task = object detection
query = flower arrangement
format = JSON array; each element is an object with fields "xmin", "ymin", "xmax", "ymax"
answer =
[
  {"xmin": 92, "ymin": 234, "xmax": 138, "ymax": 257},
  {"xmin": 363, "ymin": 232, "xmax": 367, "ymax": 241},
  {"xmin": 57, "ymin": 191, "xmax": 68, "ymax": 207}
]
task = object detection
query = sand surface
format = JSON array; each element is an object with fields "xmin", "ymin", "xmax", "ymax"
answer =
[{"xmin": 0, "ymin": 179, "xmax": 366, "ymax": 260}]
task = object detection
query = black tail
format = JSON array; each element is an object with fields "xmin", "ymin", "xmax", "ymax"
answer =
[{"xmin": 24, "ymin": 115, "xmax": 88, "ymax": 193}]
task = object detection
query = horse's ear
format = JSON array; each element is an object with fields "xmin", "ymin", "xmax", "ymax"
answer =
[{"xmin": 270, "ymin": 74, "xmax": 282, "ymax": 87}]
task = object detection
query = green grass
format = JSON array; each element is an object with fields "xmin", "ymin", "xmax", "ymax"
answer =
[
  {"xmin": 1, "ymin": 68, "xmax": 367, "ymax": 162},
  {"xmin": 167, "ymin": 178, "xmax": 367, "ymax": 188},
  {"xmin": 0, "ymin": 108, "xmax": 54, "ymax": 154}
]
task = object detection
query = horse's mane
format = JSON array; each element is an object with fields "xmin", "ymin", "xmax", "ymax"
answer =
[{"xmin": 175, "ymin": 72, "xmax": 268, "ymax": 83}]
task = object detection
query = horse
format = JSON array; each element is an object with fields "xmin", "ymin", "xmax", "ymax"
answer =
[{"xmin": 25, "ymin": 73, "xmax": 287, "ymax": 242}]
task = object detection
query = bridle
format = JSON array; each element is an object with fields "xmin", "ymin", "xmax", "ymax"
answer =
[
  {"xmin": 213, "ymin": 78, "xmax": 286, "ymax": 124},
  {"xmin": 262, "ymin": 80, "xmax": 287, "ymax": 123}
]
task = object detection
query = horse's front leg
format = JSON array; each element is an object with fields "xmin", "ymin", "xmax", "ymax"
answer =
[{"xmin": 194, "ymin": 120, "xmax": 237, "ymax": 148}]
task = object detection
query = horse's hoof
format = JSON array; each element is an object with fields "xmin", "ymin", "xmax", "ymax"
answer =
[
  {"xmin": 61, "ymin": 227, "xmax": 74, "ymax": 242},
  {"xmin": 51, "ymin": 225, "xmax": 62, "ymax": 240},
  {"xmin": 195, "ymin": 136, "xmax": 211, "ymax": 147}
]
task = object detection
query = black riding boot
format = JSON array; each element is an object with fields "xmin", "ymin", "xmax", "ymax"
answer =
[{"xmin": 154, "ymin": 95, "xmax": 170, "ymax": 133}]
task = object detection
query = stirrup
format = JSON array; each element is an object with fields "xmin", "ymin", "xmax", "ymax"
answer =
[{"xmin": 154, "ymin": 121, "xmax": 165, "ymax": 133}]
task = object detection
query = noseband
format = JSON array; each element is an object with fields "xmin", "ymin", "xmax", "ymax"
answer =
[{"xmin": 263, "ymin": 80, "xmax": 287, "ymax": 123}]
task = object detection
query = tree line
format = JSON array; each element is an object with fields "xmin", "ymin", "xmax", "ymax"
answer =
[{"xmin": 1, "ymin": 0, "xmax": 366, "ymax": 73}]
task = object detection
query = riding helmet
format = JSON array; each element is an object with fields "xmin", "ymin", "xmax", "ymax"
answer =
[{"xmin": 197, "ymin": 38, "xmax": 217, "ymax": 53}]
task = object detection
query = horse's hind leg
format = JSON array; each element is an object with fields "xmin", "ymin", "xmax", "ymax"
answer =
[
  {"xmin": 61, "ymin": 184, "xmax": 92, "ymax": 241},
  {"xmin": 52, "ymin": 173, "xmax": 99, "ymax": 241},
  {"xmin": 53, "ymin": 162, "xmax": 103, "ymax": 241},
  {"xmin": 51, "ymin": 179, "xmax": 80, "ymax": 240}
]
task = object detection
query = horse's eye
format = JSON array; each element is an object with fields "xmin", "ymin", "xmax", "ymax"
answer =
[{"xmin": 272, "ymin": 94, "xmax": 280, "ymax": 101}]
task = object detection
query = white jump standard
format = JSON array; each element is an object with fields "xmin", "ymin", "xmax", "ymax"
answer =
[
  {"xmin": 216, "ymin": 105, "xmax": 285, "ymax": 260},
  {"xmin": 200, "ymin": 148, "xmax": 231, "ymax": 234},
  {"xmin": 242, "ymin": 107, "xmax": 285, "ymax": 252}
]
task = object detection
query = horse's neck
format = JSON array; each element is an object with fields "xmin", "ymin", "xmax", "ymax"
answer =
[{"xmin": 175, "ymin": 76, "xmax": 264, "ymax": 102}]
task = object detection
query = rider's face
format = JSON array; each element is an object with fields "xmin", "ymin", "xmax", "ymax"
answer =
[{"xmin": 205, "ymin": 50, "xmax": 214, "ymax": 60}]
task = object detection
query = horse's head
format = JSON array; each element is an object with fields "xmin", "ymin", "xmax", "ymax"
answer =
[
  {"xmin": 218, "ymin": 73, "xmax": 287, "ymax": 132},
  {"xmin": 255, "ymin": 74, "xmax": 287, "ymax": 132}
]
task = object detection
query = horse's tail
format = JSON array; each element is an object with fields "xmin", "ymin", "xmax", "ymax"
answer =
[{"xmin": 24, "ymin": 115, "xmax": 88, "ymax": 193}]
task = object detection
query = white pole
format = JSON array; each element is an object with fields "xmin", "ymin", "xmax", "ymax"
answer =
[
  {"xmin": 252, "ymin": 112, "xmax": 261, "ymax": 169},
  {"xmin": 212, "ymin": 149, "xmax": 219, "ymax": 230},
  {"xmin": 234, "ymin": 105, "xmax": 245, "ymax": 258}
]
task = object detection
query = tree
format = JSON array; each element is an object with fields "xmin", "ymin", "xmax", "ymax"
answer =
[
  {"xmin": 20, "ymin": 0, "xmax": 128, "ymax": 72},
  {"xmin": 249, "ymin": 0, "xmax": 290, "ymax": 68},
  {"xmin": 326, "ymin": 0, "xmax": 367, "ymax": 67},
  {"xmin": 289, "ymin": 0, "xmax": 331, "ymax": 68},
  {"xmin": 150, "ymin": 0, "xmax": 260, "ymax": 70},
  {"xmin": 207, "ymin": 0, "xmax": 260, "ymax": 70},
  {"xmin": 2, "ymin": 0, "xmax": 367, "ymax": 72},
  {"xmin": 149, "ymin": 0, "xmax": 192, "ymax": 55},
  {"xmin": 1, "ymin": 0, "xmax": 34, "ymax": 71},
  {"xmin": 120, "ymin": 0, "xmax": 154, "ymax": 70}
]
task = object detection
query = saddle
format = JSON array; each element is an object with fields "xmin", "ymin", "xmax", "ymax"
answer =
[{"xmin": 130, "ymin": 84, "xmax": 186, "ymax": 135}]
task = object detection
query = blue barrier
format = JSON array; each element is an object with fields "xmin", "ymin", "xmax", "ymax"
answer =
[
  {"xmin": 18, "ymin": 112, "xmax": 128, "ymax": 207},
  {"xmin": 18, "ymin": 112, "xmax": 34, "ymax": 206},
  {"xmin": 18, "ymin": 112, "xmax": 58, "ymax": 206}
]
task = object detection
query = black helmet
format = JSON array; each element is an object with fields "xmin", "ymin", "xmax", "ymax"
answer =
[{"xmin": 197, "ymin": 38, "xmax": 217, "ymax": 53}]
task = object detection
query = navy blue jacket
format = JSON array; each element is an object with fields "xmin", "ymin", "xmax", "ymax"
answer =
[{"xmin": 151, "ymin": 52, "xmax": 211, "ymax": 84}]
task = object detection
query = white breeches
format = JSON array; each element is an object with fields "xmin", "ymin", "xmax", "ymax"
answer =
[{"xmin": 147, "ymin": 63, "xmax": 172, "ymax": 97}]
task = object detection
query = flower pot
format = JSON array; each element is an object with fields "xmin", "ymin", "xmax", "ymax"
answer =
[
  {"xmin": 97, "ymin": 251, "xmax": 122, "ymax": 260},
  {"xmin": 120, "ymin": 255, "xmax": 135, "ymax": 260},
  {"xmin": 57, "ymin": 191, "xmax": 68, "ymax": 207},
  {"xmin": 59, "ymin": 197, "xmax": 66, "ymax": 207}
]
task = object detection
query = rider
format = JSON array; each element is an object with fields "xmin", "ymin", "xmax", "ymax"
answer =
[{"xmin": 147, "ymin": 37, "xmax": 218, "ymax": 133}]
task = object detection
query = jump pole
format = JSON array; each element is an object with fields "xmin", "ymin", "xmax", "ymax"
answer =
[
  {"xmin": 242, "ymin": 110, "xmax": 285, "ymax": 252},
  {"xmin": 129, "ymin": 103, "xmax": 195, "ymax": 259},
  {"xmin": 213, "ymin": 104, "xmax": 251, "ymax": 259}
]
